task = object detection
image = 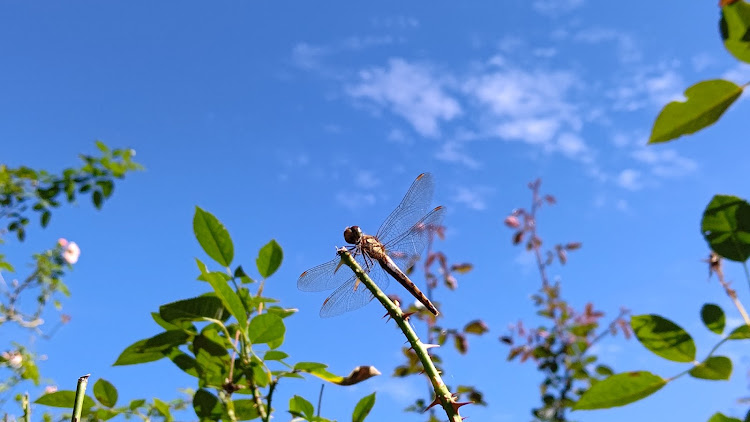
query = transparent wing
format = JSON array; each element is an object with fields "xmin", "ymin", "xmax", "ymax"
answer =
[
  {"xmin": 383, "ymin": 206, "xmax": 446, "ymax": 272},
  {"xmin": 298, "ymin": 249, "xmax": 367, "ymax": 292},
  {"xmin": 376, "ymin": 173, "xmax": 435, "ymax": 245},
  {"xmin": 319, "ymin": 265, "xmax": 391, "ymax": 318}
]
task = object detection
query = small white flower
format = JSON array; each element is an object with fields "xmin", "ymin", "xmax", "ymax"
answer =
[
  {"xmin": 63, "ymin": 242, "xmax": 80, "ymax": 265},
  {"xmin": 2, "ymin": 351, "xmax": 23, "ymax": 368}
]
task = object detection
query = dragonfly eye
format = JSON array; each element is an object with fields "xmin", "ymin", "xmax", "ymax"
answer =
[{"xmin": 343, "ymin": 226, "xmax": 362, "ymax": 244}]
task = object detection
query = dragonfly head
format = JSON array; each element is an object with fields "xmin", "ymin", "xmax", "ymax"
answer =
[{"xmin": 343, "ymin": 226, "xmax": 363, "ymax": 244}]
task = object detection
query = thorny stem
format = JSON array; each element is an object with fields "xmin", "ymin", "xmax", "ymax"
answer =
[
  {"xmin": 709, "ymin": 253, "xmax": 750, "ymax": 326},
  {"xmin": 338, "ymin": 249, "xmax": 463, "ymax": 422},
  {"xmin": 248, "ymin": 369, "xmax": 268, "ymax": 422},
  {"xmin": 71, "ymin": 374, "xmax": 90, "ymax": 422}
]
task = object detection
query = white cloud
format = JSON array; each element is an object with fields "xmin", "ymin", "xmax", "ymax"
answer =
[
  {"xmin": 533, "ymin": 0, "xmax": 584, "ymax": 15},
  {"xmin": 335, "ymin": 192, "xmax": 376, "ymax": 210},
  {"xmin": 722, "ymin": 63, "xmax": 750, "ymax": 85},
  {"xmin": 631, "ymin": 147, "xmax": 698, "ymax": 177},
  {"xmin": 609, "ymin": 65, "xmax": 683, "ymax": 111},
  {"xmin": 573, "ymin": 28, "xmax": 641, "ymax": 63},
  {"xmin": 435, "ymin": 141, "xmax": 480, "ymax": 169},
  {"xmin": 616, "ymin": 169, "xmax": 642, "ymax": 191},
  {"xmin": 554, "ymin": 132, "xmax": 591, "ymax": 162},
  {"xmin": 453, "ymin": 186, "xmax": 490, "ymax": 210},
  {"xmin": 291, "ymin": 43, "xmax": 327, "ymax": 70},
  {"xmin": 354, "ymin": 171, "xmax": 381, "ymax": 189},
  {"xmin": 347, "ymin": 58, "xmax": 462, "ymax": 137}
]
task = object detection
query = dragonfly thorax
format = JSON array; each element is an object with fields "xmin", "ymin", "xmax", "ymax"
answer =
[{"xmin": 343, "ymin": 225, "xmax": 363, "ymax": 244}]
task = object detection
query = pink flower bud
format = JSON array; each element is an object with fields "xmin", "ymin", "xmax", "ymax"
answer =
[
  {"xmin": 57, "ymin": 238, "xmax": 68, "ymax": 247},
  {"xmin": 44, "ymin": 385, "xmax": 58, "ymax": 394},
  {"xmin": 504, "ymin": 215, "xmax": 520, "ymax": 228}
]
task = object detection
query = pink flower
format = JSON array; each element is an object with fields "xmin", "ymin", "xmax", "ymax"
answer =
[
  {"xmin": 504, "ymin": 215, "xmax": 521, "ymax": 228},
  {"xmin": 44, "ymin": 385, "xmax": 58, "ymax": 394},
  {"xmin": 63, "ymin": 242, "xmax": 80, "ymax": 264},
  {"xmin": 57, "ymin": 238, "xmax": 68, "ymax": 247},
  {"xmin": 2, "ymin": 351, "xmax": 23, "ymax": 368}
]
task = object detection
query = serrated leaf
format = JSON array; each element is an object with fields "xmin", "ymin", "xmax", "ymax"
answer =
[
  {"xmin": 721, "ymin": 1, "xmax": 750, "ymax": 64},
  {"xmin": 257, "ymin": 239, "xmax": 283, "ymax": 278},
  {"xmin": 648, "ymin": 79, "xmax": 743, "ymax": 144},
  {"xmin": 232, "ymin": 399, "xmax": 260, "ymax": 421},
  {"xmin": 264, "ymin": 350, "xmax": 289, "ymax": 361},
  {"xmin": 709, "ymin": 412, "xmax": 742, "ymax": 422},
  {"xmin": 248, "ymin": 313, "xmax": 285, "ymax": 345},
  {"xmin": 352, "ymin": 392, "xmax": 376, "ymax": 422},
  {"xmin": 159, "ymin": 296, "xmax": 225, "ymax": 323},
  {"xmin": 35, "ymin": 391, "xmax": 96, "ymax": 409},
  {"xmin": 631, "ymin": 314, "xmax": 695, "ymax": 362},
  {"xmin": 201, "ymin": 270, "xmax": 248, "ymax": 334},
  {"xmin": 463, "ymin": 319, "xmax": 489, "ymax": 335},
  {"xmin": 193, "ymin": 389, "xmax": 222, "ymax": 420},
  {"xmin": 573, "ymin": 371, "xmax": 667, "ymax": 410},
  {"xmin": 701, "ymin": 304, "xmax": 726, "ymax": 334},
  {"xmin": 93, "ymin": 379, "xmax": 118, "ymax": 407},
  {"xmin": 289, "ymin": 395, "xmax": 315, "ymax": 419},
  {"xmin": 193, "ymin": 207, "xmax": 234, "ymax": 267},
  {"xmin": 689, "ymin": 356, "xmax": 732, "ymax": 380},
  {"xmin": 728, "ymin": 325, "xmax": 750, "ymax": 339},
  {"xmin": 702, "ymin": 195, "xmax": 750, "ymax": 262}
]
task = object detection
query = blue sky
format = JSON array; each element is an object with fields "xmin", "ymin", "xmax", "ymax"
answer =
[{"xmin": 3, "ymin": 1, "xmax": 750, "ymax": 421}]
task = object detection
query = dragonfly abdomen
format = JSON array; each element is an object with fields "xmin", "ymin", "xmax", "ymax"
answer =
[{"xmin": 378, "ymin": 256, "xmax": 439, "ymax": 316}]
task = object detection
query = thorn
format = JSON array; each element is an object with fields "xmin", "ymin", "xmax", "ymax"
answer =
[
  {"xmin": 422, "ymin": 343, "xmax": 440, "ymax": 350},
  {"xmin": 452, "ymin": 401, "xmax": 472, "ymax": 411},
  {"xmin": 402, "ymin": 311, "xmax": 416, "ymax": 320},
  {"xmin": 424, "ymin": 396, "xmax": 441, "ymax": 412}
]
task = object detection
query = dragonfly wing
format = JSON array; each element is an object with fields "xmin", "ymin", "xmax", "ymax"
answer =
[
  {"xmin": 376, "ymin": 173, "xmax": 435, "ymax": 245},
  {"xmin": 383, "ymin": 206, "xmax": 446, "ymax": 272},
  {"xmin": 319, "ymin": 266, "xmax": 391, "ymax": 318},
  {"xmin": 297, "ymin": 250, "xmax": 368, "ymax": 292}
]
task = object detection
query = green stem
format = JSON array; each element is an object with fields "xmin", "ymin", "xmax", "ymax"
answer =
[
  {"xmin": 337, "ymin": 249, "xmax": 463, "ymax": 422},
  {"xmin": 21, "ymin": 393, "xmax": 29, "ymax": 422},
  {"xmin": 71, "ymin": 374, "xmax": 90, "ymax": 422}
]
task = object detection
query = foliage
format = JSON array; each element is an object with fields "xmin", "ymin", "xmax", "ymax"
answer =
[
  {"xmin": 51, "ymin": 207, "xmax": 379, "ymax": 421},
  {"xmin": 0, "ymin": 142, "xmax": 141, "ymax": 418},
  {"xmin": 392, "ymin": 224, "xmax": 487, "ymax": 419},
  {"xmin": 576, "ymin": 3, "xmax": 750, "ymax": 418},
  {"xmin": 500, "ymin": 179, "xmax": 629, "ymax": 421}
]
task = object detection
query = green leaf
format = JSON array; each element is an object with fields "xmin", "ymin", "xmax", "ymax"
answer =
[
  {"xmin": 264, "ymin": 350, "xmax": 289, "ymax": 361},
  {"xmin": 721, "ymin": 1, "xmax": 750, "ymax": 64},
  {"xmin": 352, "ymin": 392, "xmax": 376, "ymax": 422},
  {"xmin": 289, "ymin": 395, "xmax": 315, "ymax": 419},
  {"xmin": 201, "ymin": 270, "xmax": 248, "ymax": 334},
  {"xmin": 93, "ymin": 190, "xmax": 103, "ymax": 209},
  {"xmin": 35, "ymin": 391, "xmax": 96, "ymax": 409},
  {"xmin": 193, "ymin": 207, "xmax": 234, "ymax": 267},
  {"xmin": 248, "ymin": 313, "xmax": 285, "ymax": 345},
  {"xmin": 573, "ymin": 371, "xmax": 667, "ymax": 410},
  {"xmin": 41, "ymin": 210, "xmax": 51, "ymax": 227},
  {"xmin": 159, "ymin": 296, "xmax": 225, "ymax": 323},
  {"xmin": 689, "ymin": 356, "xmax": 732, "ymax": 380},
  {"xmin": 193, "ymin": 389, "xmax": 222, "ymax": 421},
  {"xmin": 232, "ymin": 399, "xmax": 261, "ymax": 421},
  {"xmin": 630, "ymin": 314, "xmax": 696, "ymax": 362},
  {"xmin": 256, "ymin": 239, "xmax": 283, "ymax": 278},
  {"xmin": 113, "ymin": 339, "xmax": 168, "ymax": 366},
  {"xmin": 702, "ymin": 195, "xmax": 750, "ymax": 262},
  {"xmin": 295, "ymin": 363, "xmax": 381, "ymax": 386},
  {"xmin": 728, "ymin": 325, "xmax": 750, "ymax": 339},
  {"xmin": 648, "ymin": 79, "xmax": 743, "ymax": 144},
  {"xmin": 709, "ymin": 412, "xmax": 742, "ymax": 422},
  {"xmin": 93, "ymin": 378, "xmax": 118, "ymax": 408},
  {"xmin": 153, "ymin": 398, "xmax": 171, "ymax": 418},
  {"xmin": 701, "ymin": 304, "xmax": 726, "ymax": 334}
]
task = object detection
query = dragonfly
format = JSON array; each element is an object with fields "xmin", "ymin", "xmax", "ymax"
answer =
[{"xmin": 298, "ymin": 173, "xmax": 445, "ymax": 318}]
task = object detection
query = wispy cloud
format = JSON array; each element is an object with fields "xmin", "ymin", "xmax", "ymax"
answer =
[
  {"xmin": 435, "ymin": 141, "xmax": 480, "ymax": 169},
  {"xmin": 532, "ymin": 0, "xmax": 585, "ymax": 16},
  {"xmin": 572, "ymin": 28, "xmax": 641, "ymax": 63},
  {"xmin": 346, "ymin": 58, "xmax": 462, "ymax": 137},
  {"xmin": 335, "ymin": 192, "xmax": 376, "ymax": 210},
  {"xmin": 453, "ymin": 185, "xmax": 492, "ymax": 210},
  {"xmin": 616, "ymin": 169, "xmax": 642, "ymax": 191},
  {"xmin": 609, "ymin": 63, "xmax": 684, "ymax": 111}
]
